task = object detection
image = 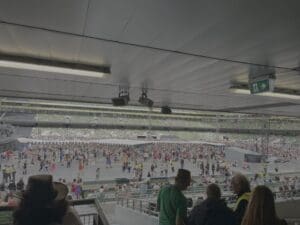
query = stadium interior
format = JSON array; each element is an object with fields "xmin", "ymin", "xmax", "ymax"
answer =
[{"xmin": 0, "ymin": 1, "xmax": 299, "ymax": 225}]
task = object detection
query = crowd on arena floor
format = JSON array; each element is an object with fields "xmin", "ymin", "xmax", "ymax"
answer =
[
  {"xmin": 0, "ymin": 140, "xmax": 298, "ymax": 207},
  {"xmin": 1, "ymin": 141, "xmax": 228, "ymax": 181},
  {"xmin": 0, "ymin": 138, "xmax": 298, "ymax": 225}
]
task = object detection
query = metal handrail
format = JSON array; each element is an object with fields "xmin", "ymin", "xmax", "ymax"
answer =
[
  {"xmin": 117, "ymin": 189, "xmax": 300, "ymax": 219},
  {"xmin": 82, "ymin": 171, "xmax": 300, "ymax": 193},
  {"xmin": 92, "ymin": 183, "xmax": 300, "ymax": 203},
  {"xmin": 117, "ymin": 197, "xmax": 159, "ymax": 217}
]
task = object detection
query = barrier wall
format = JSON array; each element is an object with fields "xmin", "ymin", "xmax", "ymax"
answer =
[
  {"xmin": 276, "ymin": 199, "xmax": 300, "ymax": 219},
  {"xmin": 115, "ymin": 199, "xmax": 300, "ymax": 225}
]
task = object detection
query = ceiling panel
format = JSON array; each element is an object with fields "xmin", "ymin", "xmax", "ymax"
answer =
[
  {"xmin": 0, "ymin": 0, "xmax": 89, "ymax": 34},
  {"xmin": 85, "ymin": 0, "xmax": 141, "ymax": 40},
  {"xmin": 0, "ymin": 0, "xmax": 299, "ymax": 117}
]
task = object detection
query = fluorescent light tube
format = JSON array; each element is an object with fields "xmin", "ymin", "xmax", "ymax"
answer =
[{"xmin": 0, "ymin": 54, "xmax": 110, "ymax": 78}]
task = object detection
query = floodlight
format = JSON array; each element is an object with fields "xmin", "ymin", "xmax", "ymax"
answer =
[
  {"xmin": 138, "ymin": 89, "xmax": 153, "ymax": 108},
  {"xmin": 112, "ymin": 86, "xmax": 130, "ymax": 106},
  {"xmin": 161, "ymin": 106, "xmax": 172, "ymax": 114}
]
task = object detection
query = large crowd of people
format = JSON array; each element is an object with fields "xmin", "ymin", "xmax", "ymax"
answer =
[
  {"xmin": 0, "ymin": 141, "xmax": 228, "ymax": 183},
  {"xmin": 0, "ymin": 140, "xmax": 298, "ymax": 205},
  {"xmin": 0, "ymin": 141, "xmax": 228, "ymax": 204}
]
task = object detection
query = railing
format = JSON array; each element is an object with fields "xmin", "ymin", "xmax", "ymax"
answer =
[
  {"xmin": 92, "ymin": 183, "xmax": 300, "ymax": 203},
  {"xmin": 117, "ymin": 197, "xmax": 159, "ymax": 217},
  {"xmin": 0, "ymin": 206, "xmax": 13, "ymax": 225},
  {"xmin": 71, "ymin": 198, "xmax": 110, "ymax": 225},
  {"xmin": 82, "ymin": 171, "xmax": 300, "ymax": 192},
  {"xmin": 116, "ymin": 198, "xmax": 300, "ymax": 225},
  {"xmin": 116, "ymin": 189, "xmax": 300, "ymax": 220},
  {"xmin": 79, "ymin": 213, "xmax": 99, "ymax": 225}
]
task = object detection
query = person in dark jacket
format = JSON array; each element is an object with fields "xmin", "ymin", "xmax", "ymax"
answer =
[
  {"xmin": 231, "ymin": 173, "xmax": 251, "ymax": 225},
  {"xmin": 188, "ymin": 183, "xmax": 235, "ymax": 225}
]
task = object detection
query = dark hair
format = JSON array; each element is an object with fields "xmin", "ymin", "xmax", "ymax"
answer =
[
  {"xmin": 175, "ymin": 169, "xmax": 191, "ymax": 182},
  {"xmin": 13, "ymin": 191, "xmax": 69, "ymax": 225},
  {"xmin": 206, "ymin": 183, "xmax": 221, "ymax": 199}
]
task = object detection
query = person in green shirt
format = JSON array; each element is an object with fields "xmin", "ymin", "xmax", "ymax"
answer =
[{"xmin": 157, "ymin": 169, "xmax": 191, "ymax": 225}]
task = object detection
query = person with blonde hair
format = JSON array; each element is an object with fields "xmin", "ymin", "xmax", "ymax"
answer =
[{"xmin": 241, "ymin": 185, "xmax": 287, "ymax": 225}]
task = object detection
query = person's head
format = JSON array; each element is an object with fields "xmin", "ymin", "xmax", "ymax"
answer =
[
  {"xmin": 175, "ymin": 169, "xmax": 191, "ymax": 190},
  {"xmin": 206, "ymin": 183, "xmax": 221, "ymax": 199},
  {"xmin": 13, "ymin": 175, "xmax": 69, "ymax": 225},
  {"xmin": 242, "ymin": 186, "xmax": 279, "ymax": 225},
  {"xmin": 25, "ymin": 175, "xmax": 68, "ymax": 203},
  {"xmin": 231, "ymin": 173, "xmax": 251, "ymax": 195}
]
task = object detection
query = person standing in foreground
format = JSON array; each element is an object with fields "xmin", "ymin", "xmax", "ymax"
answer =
[
  {"xmin": 157, "ymin": 169, "xmax": 191, "ymax": 225},
  {"xmin": 188, "ymin": 183, "xmax": 234, "ymax": 225},
  {"xmin": 231, "ymin": 173, "xmax": 251, "ymax": 225},
  {"xmin": 13, "ymin": 174, "xmax": 83, "ymax": 225},
  {"xmin": 241, "ymin": 185, "xmax": 287, "ymax": 225}
]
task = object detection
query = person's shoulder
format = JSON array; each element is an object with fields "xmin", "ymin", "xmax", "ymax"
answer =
[
  {"xmin": 216, "ymin": 200, "xmax": 233, "ymax": 215},
  {"xmin": 160, "ymin": 184, "xmax": 171, "ymax": 192},
  {"xmin": 191, "ymin": 199, "xmax": 207, "ymax": 212}
]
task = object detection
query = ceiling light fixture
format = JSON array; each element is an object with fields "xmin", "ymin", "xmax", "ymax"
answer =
[
  {"xmin": 161, "ymin": 106, "xmax": 172, "ymax": 114},
  {"xmin": 138, "ymin": 88, "xmax": 153, "ymax": 108},
  {"xmin": 0, "ymin": 54, "xmax": 111, "ymax": 78},
  {"xmin": 112, "ymin": 85, "xmax": 130, "ymax": 106}
]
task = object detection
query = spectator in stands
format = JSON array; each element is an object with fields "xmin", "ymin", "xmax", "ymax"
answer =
[
  {"xmin": 8, "ymin": 181, "xmax": 16, "ymax": 191},
  {"xmin": 16, "ymin": 178, "xmax": 24, "ymax": 191},
  {"xmin": 96, "ymin": 168, "xmax": 100, "ymax": 180},
  {"xmin": 13, "ymin": 174, "xmax": 83, "ymax": 225},
  {"xmin": 231, "ymin": 173, "xmax": 251, "ymax": 225},
  {"xmin": 71, "ymin": 179, "xmax": 77, "ymax": 198},
  {"xmin": 188, "ymin": 183, "xmax": 234, "ymax": 225},
  {"xmin": 157, "ymin": 169, "xmax": 191, "ymax": 225},
  {"xmin": 11, "ymin": 165, "xmax": 16, "ymax": 182},
  {"xmin": 241, "ymin": 185, "xmax": 287, "ymax": 225}
]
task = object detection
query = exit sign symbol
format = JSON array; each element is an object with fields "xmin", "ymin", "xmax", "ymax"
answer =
[{"xmin": 250, "ymin": 79, "xmax": 271, "ymax": 94}]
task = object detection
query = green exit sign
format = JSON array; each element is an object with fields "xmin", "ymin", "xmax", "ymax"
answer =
[{"xmin": 250, "ymin": 79, "xmax": 271, "ymax": 94}]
